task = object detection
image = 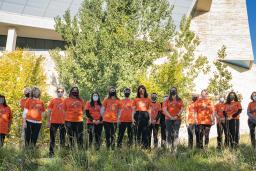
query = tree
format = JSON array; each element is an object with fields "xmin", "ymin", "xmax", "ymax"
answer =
[
  {"xmin": 139, "ymin": 17, "xmax": 210, "ymax": 102},
  {"xmin": 52, "ymin": 0, "xmax": 176, "ymax": 99},
  {"xmin": 207, "ymin": 45, "xmax": 233, "ymax": 97}
]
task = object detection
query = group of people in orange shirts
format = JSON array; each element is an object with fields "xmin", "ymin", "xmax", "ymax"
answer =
[{"xmin": 0, "ymin": 85, "xmax": 256, "ymax": 157}]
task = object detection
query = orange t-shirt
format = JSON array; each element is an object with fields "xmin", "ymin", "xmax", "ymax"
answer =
[
  {"xmin": 133, "ymin": 98, "xmax": 151, "ymax": 112},
  {"xmin": 102, "ymin": 98, "xmax": 120, "ymax": 123},
  {"xmin": 248, "ymin": 101, "xmax": 256, "ymax": 117},
  {"xmin": 150, "ymin": 102, "xmax": 161, "ymax": 124},
  {"xmin": 25, "ymin": 99, "xmax": 45, "ymax": 122},
  {"xmin": 195, "ymin": 98, "xmax": 214, "ymax": 125},
  {"xmin": 0, "ymin": 105, "xmax": 12, "ymax": 134},
  {"xmin": 186, "ymin": 102, "xmax": 196, "ymax": 124},
  {"xmin": 162, "ymin": 99, "xmax": 184, "ymax": 120},
  {"xmin": 20, "ymin": 98, "xmax": 29, "ymax": 110},
  {"xmin": 119, "ymin": 99, "xmax": 134, "ymax": 123},
  {"xmin": 63, "ymin": 97, "xmax": 84, "ymax": 122},
  {"xmin": 215, "ymin": 103, "xmax": 226, "ymax": 121},
  {"xmin": 224, "ymin": 101, "xmax": 242, "ymax": 120},
  {"xmin": 85, "ymin": 101, "xmax": 101, "ymax": 124},
  {"xmin": 48, "ymin": 98, "xmax": 65, "ymax": 124}
]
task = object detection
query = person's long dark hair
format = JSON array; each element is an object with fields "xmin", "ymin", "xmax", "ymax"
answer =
[
  {"xmin": 136, "ymin": 85, "xmax": 148, "ymax": 98},
  {"xmin": 226, "ymin": 92, "xmax": 239, "ymax": 104},
  {"xmin": 107, "ymin": 86, "xmax": 119, "ymax": 99},
  {"xmin": 90, "ymin": 92, "xmax": 102, "ymax": 107},
  {"xmin": 0, "ymin": 95, "xmax": 7, "ymax": 107},
  {"xmin": 169, "ymin": 87, "xmax": 181, "ymax": 102},
  {"xmin": 250, "ymin": 91, "xmax": 256, "ymax": 101},
  {"xmin": 69, "ymin": 86, "xmax": 81, "ymax": 99}
]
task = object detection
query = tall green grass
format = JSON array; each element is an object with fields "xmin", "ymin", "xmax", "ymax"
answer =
[{"xmin": 0, "ymin": 135, "xmax": 255, "ymax": 171}]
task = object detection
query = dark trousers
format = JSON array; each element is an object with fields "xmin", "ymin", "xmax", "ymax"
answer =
[
  {"xmin": 25, "ymin": 121, "xmax": 42, "ymax": 147},
  {"xmin": 216, "ymin": 121, "xmax": 229, "ymax": 148},
  {"xmin": 0, "ymin": 134, "xmax": 6, "ymax": 147},
  {"xmin": 65, "ymin": 121, "xmax": 84, "ymax": 148},
  {"xmin": 160, "ymin": 114, "xmax": 166, "ymax": 147},
  {"xmin": 87, "ymin": 123, "xmax": 103, "ymax": 150},
  {"xmin": 187, "ymin": 124, "xmax": 197, "ymax": 149},
  {"xmin": 49, "ymin": 123, "xmax": 66, "ymax": 155},
  {"xmin": 117, "ymin": 122, "xmax": 133, "ymax": 147},
  {"xmin": 149, "ymin": 124, "xmax": 159, "ymax": 148},
  {"xmin": 227, "ymin": 119, "xmax": 239, "ymax": 148},
  {"xmin": 134, "ymin": 112, "xmax": 139, "ymax": 145},
  {"xmin": 166, "ymin": 120, "xmax": 181, "ymax": 150},
  {"xmin": 248, "ymin": 119, "xmax": 256, "ymax": 149},
  {"xmin": 196, "ymin": 124, "xmax": 211, "ymax": 149},
  {"xmin": 104, "ymin": 122, "xmax": 117, "ymax": 149},
  {"xmin": 137, "ymin": 111, "xmax": 150, "ymax": 149}
]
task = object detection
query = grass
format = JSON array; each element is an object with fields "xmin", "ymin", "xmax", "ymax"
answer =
[{"xmin": 0, "ymin": 135, "xmax": 255, "ymax": 171}]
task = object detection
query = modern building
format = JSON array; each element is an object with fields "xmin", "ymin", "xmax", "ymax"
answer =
[{"xmin": 0, "ymin": 0, "xmax": 255, "ymax": 137}]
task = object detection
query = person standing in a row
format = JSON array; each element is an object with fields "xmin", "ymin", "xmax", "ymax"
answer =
[
  {"xmin": 0, "ymin": 95, "xmax": 12, "ymax": 147},
  {"xmin": 47, "ymin": 87, "xmax": 66, "ymax": 157},
  {"xmin": 117, "ymin": 88, "xmax": 134, "ymax": 148},
  {"xmin": 102, "ymin": 87, "xmax": 120, "ymax": 150},
  {"xmin": 247, "ymin": 91, "xmax": 256, "ymax": 152},
  {"xmin": 23, "ymin": 87, "xmax": 45, "ymax": 147},
  {"xmin": 223, "ymin": 92, "xmax": 242, "ymax": 149},
  {"xmin": 64, "ymin": 87, "xmax": 84, "ymax": 148},
  {"xmin": 163, "ymin": 87, "xmax": 184, "ymax": 153},
  {"xmin": 85, "ymin": 92, "xmax": 103, "ymax": 150},
  {"xmin": 133, "ymin": 85, "xmax": 151, "ymax": 149},
  {"xmin": 194, "ymin": 89, "xmax": 215, "ymax": 149}
]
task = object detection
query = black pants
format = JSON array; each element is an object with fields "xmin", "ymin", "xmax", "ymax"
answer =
[
  {"xmin": 65, "ymin": 121, "xmax": 84, "ymax": 148},
  {"xmin": 216, "ymin": 121, "xmax": 229, "ymax": 148},
  {"xmin": 137, "ymin": 111, "xmax": 150, "ymax": 149},
  {"xmin": 187, "ymin": 124, "xmax": 197, "ymax": 149},
  {"xmin": 87, "ymin": 123, "xmax": 103, "ymax": 150},
  {"xmin": 0, "ymin": 134, "xmax": 6, "ymax": 147},
  {"xmin": 117, "ymin": 122, "xmax": 133, "ymax": 147},
  {"xmin": 149, "ymin": 124, "xmax": 159, "ymax": 148},
  {"xmin": 133, "ymin": 112, "xmax": 139, "ymax": 145},
  {"xmin": 104, "ymin": 122, "xmax": 117, "ymax": 149},
  {"xmin": 160, "ymin": 113, "xmax": 166, "ymax": 147},
  {"xmin": 248, "ymin": 119, "xmax": 256, "ymax": 149},
  {"xmin": 196, "ymin": 124, "xmax": 211, "ymax": 149},
  {"xmin": 49, "ymin": 123, "xmax": 66, "ymax": 155},
  {"xmin": 25, "ymin": 121, "xmax": 42, "ymax": 147},
  {"xmin": 227, "ymin": 119, "xmax": 239, "ymax": 148}
]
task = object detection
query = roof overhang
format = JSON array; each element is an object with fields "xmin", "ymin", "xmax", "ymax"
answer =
[
  {"xmin": 220, "ymin": 59, "xmax": 253, "ymax": 69},
  {"xmin": 194, "ymin": 0, "xmax": 212, "ymax": 12}
]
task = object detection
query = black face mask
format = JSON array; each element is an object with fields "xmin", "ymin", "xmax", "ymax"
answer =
[
  {"xmin": 192, "ymin": 97, "xmax": 198, "ymax": 102},
  {"xmin": 124, "ymin": 93, "xmax": 130, "ymax": 98},
  {"xmin": 151, "ymin": 97, "xmax": 157, "ymax": 102},
  {"xmin": 170, "ymin": 90, "xmax": 177, "ymax": 96},
  {"xmin": 230, "ymin": 95, "xmax": 235, "ymax": 101},
  {"xmin": 110, "ymin": 92, "xmax": 116, "ymax": 97},
  {"xmin": 25, "ymin": 93, "xmax": 30, "ymax": 98},
  {"xmin": 72, "ymin": 92, "xmax": 79, "ymax": 97}
]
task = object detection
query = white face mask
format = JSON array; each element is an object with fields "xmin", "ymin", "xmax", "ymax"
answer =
[
  {"xmin": 93, "ymin": 95, "xmax": 99, "ymax": 101},
  {"xmin": 220, "ymin": 97, "xmax": 225, "ymax": 103},
  {"xmin": 253, "ymin": 96, "xmax": 256, "ymax": 101},
  {"xmin": 57, "ymin": 92, "xmax": 64, "ymax": 98}
]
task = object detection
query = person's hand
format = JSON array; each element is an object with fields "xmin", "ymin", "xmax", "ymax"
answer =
[
  {"xmin": 47, "ymin": 122, "xmax": 51, "ymax": 128},
  {"xmin": 93, "ymin": 120, "xmax": 96, "ymax": 124},
  {"xmin": 232, "ymin": 113, "xmax": 238, "ymax": 118},
  {"xmin": 23, "ymin": 121, "xmax": 27, "ymax": 129},
  {"xmin": 95, "ymin": 120, "xmax": 100, "ymax": 125},
  {"xmin": 151, "ymin": 120, "xmax": 156, "ymax": 124}
]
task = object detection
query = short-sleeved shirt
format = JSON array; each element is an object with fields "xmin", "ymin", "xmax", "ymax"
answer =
[
  {"xmin": 85, "ymin": 101, "xmax": 101, "ymax": 124},
  {"xmin": 102, "ymin": 98, "xmax": 120, "ymax": 123},
  {"xmin": 150, "ymin": 102, "xmax": 161, "ymax": 124},
  {"xmin": 20, "ymin": 98, "xmax": 29, "ymax": 110},
  {"xmin": 133, "ymin": 98, "xmax": 151, "ymax": 112},
  {"xmin": 224, "ymin": 101, "xmax": 242, "ymax": 120},
  {"xmin": 48, "ymin": 98, "xmax": 65, "ymax": 124},
  {"xmin": 248, "ymin": 101, "xmax": 256, "ymax": 117},
  {"xmin": 119, "ymin": 99, "xmax": 134, "ymax": 123},
  {"xmin": 215, "ymin": 103, "xmax": 226, "ymax": 120},
  {"xmin": 25, "ymin": 99, "xmax": 45, "ymax": 122},
  {"xmin": 162, "ymin": 99, "xmax": 184, "ymax": 120},
  {"xmin": 195, "ymin": 98, "xmax": 214, "ymax": 125},
  {"xmin": 0, "ymin": 105, "xmax": 12, "ymax": 134},
  {"xmin": 63, "ymin": 97, "xmax": 84, "ymax": 122},
  {"xmin": 187, "ymin": 102, "xmax": 196, "ymax": 124}
]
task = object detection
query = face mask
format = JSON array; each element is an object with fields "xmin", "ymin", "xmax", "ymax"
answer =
[
  {"xmin": 192, "ymin": 97, "xmax": 198, "ymax": 102},
  {"xmin": 230, "ymin": 95, "xmax": 235, "ymax": 101},
  {"xmin": 72, "ymin": 91, "xmax": 79, "ymax": 97},
  {"xmin": 124, "ymin": 93, "xmax": 130, "ymax": 98},
  {"xmin": 220, "ymin": 97, "xmax": 225, "ymax": 103},
  {"xmin": 93, "ymin": 95, "xmax": 99, "ymax": 101},
  {"xmin": 253, "ymin": 96, "xmax": 256, "ymax": 101},
  {"xmin": 25, "ymin": 93, "xmax": 30, "ymax": 98},
  {"xmin": 0, "ymin": 98, "xmax": 4, "ymax": 104},
  {"xmin": 170, "ymin": 89, "xmax": 177, "ymax": 96},
  {"xmin": 110, "ymin": 92, "xmax": 116, "ymax": 97},
  {"xmin": 151, "ymin": 96, "xmax": 157, "ymax": 102},
  {"xmin": 57, "ymin": 92, "xmax": 64, "ymax": 98}
]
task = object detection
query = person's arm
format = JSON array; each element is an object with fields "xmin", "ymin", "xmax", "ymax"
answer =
[
  {"xmin": 132, "ymin": 106, "xmax": 136, "ymax": 125},
  {"xmin": 232, "ymin": 109, "xmax": 242, "ymax": 118},
  {"xmin": 177, "ymin": 107, "xmax": 184, "ymax": 119},
  {"xmin": 85, "ymin": 110, "xmax": 94, "ymax": 122},
  {"xmin": 22, "ymin": 108, "xmax": 28, "ymax": 128},
  {"xmin": 8, "ymin": 108, "xmax": 12, "ymax": 132},
  {"xmin": 47, "ymin": 109, "xmax": 52, "ymax": 128},
  {"xmin": 163, "ymin": 107, "xmax": 172, "ymax": 119}
]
